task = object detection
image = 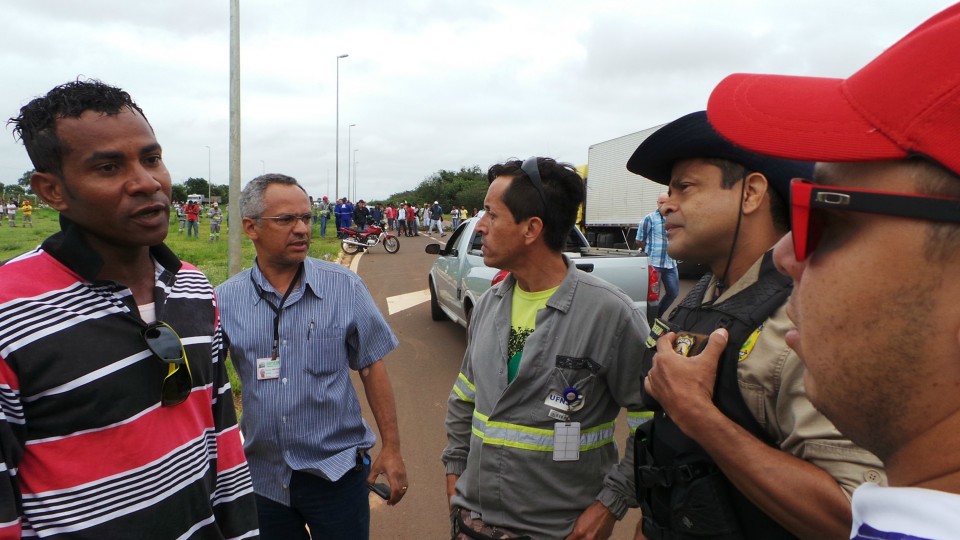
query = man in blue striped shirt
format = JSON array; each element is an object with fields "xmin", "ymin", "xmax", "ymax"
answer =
[
  {"xmin": 636, "ymin": 193, "xmax": 678, "ymax": 317},
  {"xmin": 216, "ymin": 173, "xmax": 407, "ymax": 540}
]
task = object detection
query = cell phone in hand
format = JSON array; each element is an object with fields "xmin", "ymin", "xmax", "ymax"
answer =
[{"xmin": 368, "ymin": 482, "xmax": 391, "ymax": 500}]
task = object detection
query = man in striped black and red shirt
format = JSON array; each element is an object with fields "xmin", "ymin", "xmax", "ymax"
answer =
[{"xmin": 0, "ymin": 79, "xmax": 259, "ymax": 539}]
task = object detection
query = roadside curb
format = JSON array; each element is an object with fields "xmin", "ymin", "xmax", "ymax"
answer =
[{"xmin": 337, "ymin": 248, "xmax": 364, "ymax": 272}]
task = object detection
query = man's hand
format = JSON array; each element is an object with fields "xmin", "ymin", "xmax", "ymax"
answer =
[
  {"xmin": 359, "ymin": 361, "xmax": 407, "ymax": 505},
  {"xmin": 446, "ymin": 473, "xmax": 459, "ymax": 510},
  {"xmin": 643, "ymin": 328, "xmax": 728, "ymax": 429},
  {"xmin": 368, "ymin": 446, "xmax": 407, "ymax": 506},
  {"xmin": 566, "ymin": 501, "xmax": 616, "ymax": 540}
]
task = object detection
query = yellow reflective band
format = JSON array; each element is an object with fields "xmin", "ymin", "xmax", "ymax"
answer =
[
  {"xmin": 458, "ymin": 373, "xmax": 476, "ymax": 392},
  {"xmin": 452, "ymin": 373, "xmax": 476, "ymax": 403},
  {"xmin": 626, "ymin": 411, "xmax": 654, "ymax": 433},
  {"xmin": 471, "ymin": 411, "xmax": 615, "ymax": 452}
]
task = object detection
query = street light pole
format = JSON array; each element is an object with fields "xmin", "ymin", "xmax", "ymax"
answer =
[
  {"xmin": 335, "ymin": 53, "xmax": 349, "ymax": 201},
  {"xmin": 353, "ymin": 148, "xmax": 359, "ymax": 199},
  {"xmin": 204, "ymin": 145, "xmax": 211, "ymax": 203},
  {"xmin": 347, "ymin": 123, "xmax": 356, "ymax": 200}
]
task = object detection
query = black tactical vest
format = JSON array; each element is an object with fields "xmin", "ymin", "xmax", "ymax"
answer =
[{"xmin": 635, "ymin": 252, "xmax": 796, "ymax": 540}]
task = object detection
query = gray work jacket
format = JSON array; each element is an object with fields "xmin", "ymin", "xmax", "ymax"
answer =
[{"xmin": 442, "ymin": 256, "xmax": 650, "ymax": 539}]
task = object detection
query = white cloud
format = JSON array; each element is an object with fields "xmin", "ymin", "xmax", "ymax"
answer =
[{"xmin": 1, "ymin": 0, "xmax": 954, "ymax": 200}]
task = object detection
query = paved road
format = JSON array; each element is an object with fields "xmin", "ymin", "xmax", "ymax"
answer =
[{"xmin": 346, "ymin": 233, "xmax": 693, "ymax": 539}]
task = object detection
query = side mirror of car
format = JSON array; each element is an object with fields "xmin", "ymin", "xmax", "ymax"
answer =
[{"xmin": 425, "ymin": 244, "xmax": 441, "ymax": 255}]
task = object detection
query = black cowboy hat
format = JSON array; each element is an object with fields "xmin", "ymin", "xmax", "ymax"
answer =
[{"xmin": 626, "ymin": 110, "xmax": 813, "ymax": 202}]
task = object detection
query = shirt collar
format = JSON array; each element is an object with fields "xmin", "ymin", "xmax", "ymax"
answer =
[
  {"xmin": 494, "ymin": 254, "xmax": 579, "ymax": 314},
  {"xmin": 250, "ymin": 257, "xmax": 322, "ymax": 302}
]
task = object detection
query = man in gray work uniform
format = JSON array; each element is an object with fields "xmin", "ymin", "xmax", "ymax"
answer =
[{"xmin": 443, "ymin": 157, "xmax": 650, "ymax": 539}]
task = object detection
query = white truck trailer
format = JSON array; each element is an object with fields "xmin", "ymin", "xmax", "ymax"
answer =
[{"xmin": 583, "ymin": 125, "xmax": 665, "ymax": 248}]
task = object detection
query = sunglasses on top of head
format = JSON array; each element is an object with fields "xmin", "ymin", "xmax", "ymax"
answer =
[
  {"xmin": 790, "ymin": 178, "xmax": 960, "ymax": 262},
  {"xmin": 520, "ymin": 157, "xmax": 548, "ymax": 210},
  {"xmin": 142, "ymin": 321, "xmax": 193, "ymax": 407}
]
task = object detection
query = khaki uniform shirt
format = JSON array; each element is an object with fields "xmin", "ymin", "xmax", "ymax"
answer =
[{"xmin": 705, "ymin": 253, "xmax": 886, "ymax": 498}]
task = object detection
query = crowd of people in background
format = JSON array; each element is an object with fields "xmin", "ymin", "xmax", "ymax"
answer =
[
  {"xmin": 169, "ymin": 199, "xmax": 223, "ymax": 240},
  {"xmin": 0, "ymin": 197, "xmax": 35, "ymax": 227},
  {"xmin": 306, "ymin": 197, "xmax": 476, "ymax": 239},
  {"xmin": 158, "ymin": 196, "xmax": 476, "ymax": 243}
]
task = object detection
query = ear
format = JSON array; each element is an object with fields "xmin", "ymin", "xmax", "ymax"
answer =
[
  {"xmin": 522, "ymin": 216, "xmax": 545, "ymax": 246},
  {"xmin": 30, "ymin": 171, "xmax": 71, "ymax": 212},
  {"xmin": 741, "ymin": 172, "xmax": 770, "ymax": 216},
  {"xmin": 241, "ymin": 217, "xmax": 259, "ymax": 241}
]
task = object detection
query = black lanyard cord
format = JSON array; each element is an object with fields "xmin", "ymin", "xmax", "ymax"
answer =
[{"xmin": 250, "ymin": 263, "xmax": 304, "ymax": 360}]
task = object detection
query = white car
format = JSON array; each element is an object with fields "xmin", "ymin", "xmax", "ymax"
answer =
[{"xmin": 425, "ymin": 214, "xmax": 658, "ymax": 329}]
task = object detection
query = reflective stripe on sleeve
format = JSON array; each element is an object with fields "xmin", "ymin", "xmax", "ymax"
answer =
[
  {"xmin": 471, "ymin": 410, "xmax": 615, "ymax": 452},
  {"xmin": 627, "ymin": 411, "xmax": 654, "ymax": 433},
  {"xmin": 452, "ymin": 373, "xmax": 476, "ymax": 403}
]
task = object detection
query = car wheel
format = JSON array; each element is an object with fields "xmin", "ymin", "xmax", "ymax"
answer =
[{"xmin": 429, "ymin": 278, "xmax": 444, "ymax": 321}]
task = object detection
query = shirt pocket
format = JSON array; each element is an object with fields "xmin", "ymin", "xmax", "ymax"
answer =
[
  {"xmin": 302, "ymin": 327, "xmax": 346, "ymax": 377},
  {"xmin": 536, "ymin": 355, "xmax": 601, "ymax": 422}
]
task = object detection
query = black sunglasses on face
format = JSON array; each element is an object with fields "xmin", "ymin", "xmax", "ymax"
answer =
[
  {"xmin": 790, "ymin": 178, "xmax": 960, "ymax": 261},
  {"xmin": 142, "ymin": 321, "xmax": 193, "ymax": 407},
  {"xmin": 256, "ymin": 213, "xmax": 314, "ymax": 227}
]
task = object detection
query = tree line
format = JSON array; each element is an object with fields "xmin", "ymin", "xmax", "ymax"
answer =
[
  {"xmin": 374, "ymin": 165, "xmax": 488, "ymax": 212},
  {"xmin": 6, "ymin": 165, "xmax": 489, "ymax": 211}
]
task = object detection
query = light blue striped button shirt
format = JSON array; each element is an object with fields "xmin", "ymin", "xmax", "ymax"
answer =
[{"xmin": 215, "ymin": 257, "xmax": 399, "ymax": 506}]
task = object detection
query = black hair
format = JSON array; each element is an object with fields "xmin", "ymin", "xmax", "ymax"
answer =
[
  {"xmin": 8, "ymin": 78, "xmax": 150, "ymax": 176},
  {"xmin": 486, "ymin": 157, "xmax": 585, "ymax": 252}
]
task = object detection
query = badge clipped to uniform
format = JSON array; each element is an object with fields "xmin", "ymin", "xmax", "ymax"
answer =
[
  {"xmin": 553, "ymin": 422, "xmax": 581, "ymax": 461},
  {"xmin": 256, "ymin": 357, "xmax": 280, "ymax": 380},
  {"xmin": 645, "ymin": 318, "xmax": 710, "ymax": 357}
]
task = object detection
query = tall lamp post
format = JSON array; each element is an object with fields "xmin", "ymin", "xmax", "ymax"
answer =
[
  {"xmin": 335, "ymin": 53, "xmax": 349, "ymax": 200},
  {"xmin": 203, "ymin": 145, "xmax": 212, "ymax": 203},
  {"xmin": 347, "ymin": 123, "xmax": 356, "ymax": 200},
  {"xmin": 353, "ymin": 149, "xmax": 359, "ymax": 199}
]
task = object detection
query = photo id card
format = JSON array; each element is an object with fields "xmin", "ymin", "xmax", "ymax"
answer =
[
  {"xmin": 553, "ymin": 422, "xmax": 581, "ymax": 461},
  {"xmin": 256, "ymin": 357, "xmax": 280, "ymax": 380}
]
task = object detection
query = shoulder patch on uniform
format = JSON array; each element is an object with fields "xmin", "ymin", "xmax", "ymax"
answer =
[{"xmin": 738, "ymin": 324, "xmax": 763, "ymax": 362}]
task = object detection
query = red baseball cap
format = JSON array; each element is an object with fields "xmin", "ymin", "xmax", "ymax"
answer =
[{"xmin": 707, "ymin": 3, "xmax": 960, "ymax": 176}]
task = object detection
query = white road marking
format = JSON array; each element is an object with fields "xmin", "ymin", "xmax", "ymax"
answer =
[
  {"xmin": 350, "ymin": 250, "xmax": 363, "ymax": 273},
  {"xmin": 387, "ymin": 289, "xmax": 431, "ymax": 315}
]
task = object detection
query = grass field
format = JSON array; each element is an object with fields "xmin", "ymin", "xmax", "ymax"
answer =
[
  {"xmin": 0, "ymin": 207, "xmax": 343, "ymax": 284},
  {"xmin": 1, "ymin": 207, "xmax": 345, "ymax": 412}
]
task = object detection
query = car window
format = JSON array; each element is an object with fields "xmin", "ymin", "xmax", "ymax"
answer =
[{"xmin": 443, "ymin": 219, "xmax": 469, "ymax": 253}]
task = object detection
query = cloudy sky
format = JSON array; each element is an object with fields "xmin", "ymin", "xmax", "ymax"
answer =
[{"xmin": 0, "ymin": 0, "xmax": 953, "ymax": 202}]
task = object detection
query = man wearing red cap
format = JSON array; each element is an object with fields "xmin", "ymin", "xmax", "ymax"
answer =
[{"xmin": 707, "ymin": 4, "xmax": 960, "ymax": 538}]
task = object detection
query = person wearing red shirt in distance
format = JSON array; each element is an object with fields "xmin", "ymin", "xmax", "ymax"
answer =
[{"xmin": 185, "ymin": 199, "xmax": 200, "ymax": 238}]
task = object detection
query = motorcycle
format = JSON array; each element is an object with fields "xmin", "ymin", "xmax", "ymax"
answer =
[{"xmin": 340, "ymin": 221, "xmax": 400, "ymax": 254}]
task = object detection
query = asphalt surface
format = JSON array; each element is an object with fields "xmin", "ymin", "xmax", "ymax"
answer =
[{"xmin": 344, "ymin": 232, "xmax": 694, "ymax": 539}]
